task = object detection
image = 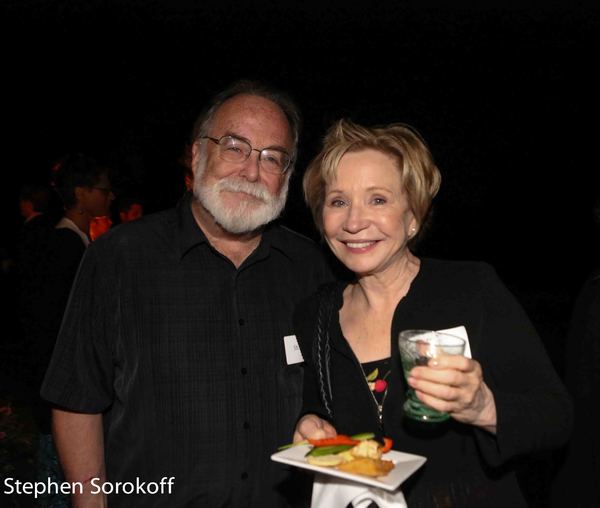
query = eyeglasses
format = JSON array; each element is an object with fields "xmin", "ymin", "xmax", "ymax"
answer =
[
  {"xmin": 92, "ymin": 186, "xmax": 114, "ymax": 195},
  {"xmin": 201, "ymin": 135, "xmax": 292, "ymax": 175}
]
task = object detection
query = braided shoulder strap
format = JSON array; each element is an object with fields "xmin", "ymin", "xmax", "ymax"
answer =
[{"xmin": 312, "ymin": 282, "xmax": 338, "ymax": 420}]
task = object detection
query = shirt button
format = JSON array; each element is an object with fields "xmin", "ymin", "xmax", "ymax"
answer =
[
  {"xmin": 243, "ymin": 421, "xmax": 250, "ymax": 429},
  {"xmin": 241, "ymin": 367, "xmax": 247, "ymax": 375},
  {"xmin": 238, "ymin": 318, "xmax": 245, "ymax": 326},
  {"xmin": 241, "ymin": 472, "xmax": 248, "ymax": 480}
]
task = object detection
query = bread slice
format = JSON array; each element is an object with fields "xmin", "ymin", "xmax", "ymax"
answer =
[{"xmin": 337, "ymin": 457, "xmax": 394, "ymax": 477}]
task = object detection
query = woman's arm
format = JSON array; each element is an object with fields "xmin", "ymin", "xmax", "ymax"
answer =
[{"xmin": 472, "ymin": 264, "xmax": 571, "ymax": 464}]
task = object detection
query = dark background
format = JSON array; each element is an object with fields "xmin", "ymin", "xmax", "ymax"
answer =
[
  {"xmin": 1, "ymin": 2, "xmax": 599, "ymax": 505},
  {"xmin": 2, "ymin": 0, "xmax": 600, "ymax": 353}
]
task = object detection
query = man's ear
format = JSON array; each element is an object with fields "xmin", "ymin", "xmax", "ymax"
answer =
[{"xmin": 191, "ymin": 142, "xmax": 201, "ymax": 174}]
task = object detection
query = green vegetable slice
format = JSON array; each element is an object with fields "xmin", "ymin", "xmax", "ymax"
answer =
[
  {"xmin": 305, "ymin": 444, "xmax": 355, "ymax": 457},
  {"xmin": 350, "ymin": 432, "xmax": 376, "ymax": 441}
]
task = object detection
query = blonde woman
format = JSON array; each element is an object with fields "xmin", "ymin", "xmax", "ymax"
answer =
[{"xmin": 293, "ymin": 120, "xmax": 571, "ymax": 507}]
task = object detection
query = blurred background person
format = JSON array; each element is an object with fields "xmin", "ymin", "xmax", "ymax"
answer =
[
  {"xmin": 90, "ymin": 215, "xmax": 113, "ymax": 240},
  {"xmin": 31, "ymin": 153, "xmax": 114, "ymax": 508},
  {"xmin": 117, "ymin": 193, "xmax": 144, "ymax": 223},
  {"xmin": 16, "ymin": 184, "xmax": 54, "ymax": 393},
  {"xmin": 551, "ymin": 195, "xmax": 600, "ymax": 508},
  {"xmin": 89, "ymin": 191, "xmax": 146, "ymax": 240},
  {"xmin": 18, "ymin": 184, "xmax": 53, "ymax": 224}
]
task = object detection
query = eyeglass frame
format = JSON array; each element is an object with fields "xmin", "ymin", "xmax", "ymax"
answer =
[
  {"xmin": 200, "ymin": 135, "xmax": 293, "ymax": 175},
  {"xmin": 92, "ymin": 186, "xmax": 115, "ymax": 195}
]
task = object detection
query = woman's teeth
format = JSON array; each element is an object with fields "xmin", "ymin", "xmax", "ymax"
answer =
[{"xmin": 346, "ymin": 241, "xmax": 376, "ymax": 248}]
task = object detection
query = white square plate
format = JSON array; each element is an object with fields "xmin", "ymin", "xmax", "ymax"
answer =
[{"xmin": 271, "ymin": 445, "xmax": 426, "ymax": 492}]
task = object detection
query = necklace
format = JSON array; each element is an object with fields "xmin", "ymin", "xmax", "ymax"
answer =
[{"xmin": 362, "ymin": 359, "xmax": 391, "ymax": 423}]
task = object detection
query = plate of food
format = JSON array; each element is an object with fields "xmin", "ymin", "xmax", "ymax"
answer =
[{"xmin": 271, "ymin": 434, "xmax": 426, "ymax": 492}]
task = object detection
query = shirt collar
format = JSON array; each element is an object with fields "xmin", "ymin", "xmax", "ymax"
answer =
[
  {"xmin": 177, "ymin": 192, "xmax": 209, "ymax": 259},
  {"xmin": 176, "ymin": 191, "xmax": 292, "ymax": 261},
  {"xmin": 55, "ymin": 216, "xmax": 90, "ymax": 247},
  {"xmin": 259, "ymin": 222, "xmax": 292, "ymax": 260}
]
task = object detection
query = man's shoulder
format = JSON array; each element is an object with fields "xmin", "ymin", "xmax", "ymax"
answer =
[{"xmin": 94, "ymin": 207, "xmax": 177, "ymax": 252}]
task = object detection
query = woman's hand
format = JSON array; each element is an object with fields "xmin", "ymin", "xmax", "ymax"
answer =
[
  {"xmin": 293, "ymin": 414, "xmax": 338, "ymax": 443},
  {"xmin": 408, "ymin": 355, "xmax": 497, "ymax": 434}
]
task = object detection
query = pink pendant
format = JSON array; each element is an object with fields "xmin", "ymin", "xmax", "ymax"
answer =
[{"xmin": 374, "ymin": 379, "xmax": 388, "ymax": 393}]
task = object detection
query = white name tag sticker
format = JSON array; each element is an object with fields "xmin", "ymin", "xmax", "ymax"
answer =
[{"xmin": 284, "ymin": 335, "xmax": 304, "ymax": 365}]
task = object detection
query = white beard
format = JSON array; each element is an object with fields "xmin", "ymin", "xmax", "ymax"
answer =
[{"xmin": 192, "ymin": 151, "xmax": 289, "ymax": 234}]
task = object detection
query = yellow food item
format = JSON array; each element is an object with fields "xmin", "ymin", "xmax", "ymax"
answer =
[
  {"xmin": 304, "ymin": 439, "xmax": 395, "ymax": 478},
  {"xmin": 306, "ymin": 454, "xmax": 344, "ymax": 467},
  {"xmin": 337, "ymin": 457, "xmax": 395, "ymax": 477},
  {"xmin": 351, "ymin": 440, "xmax": 382, "ymax": 459},
  {"xmin": 337, "ymin": 450, "xmax": 356, "ymax": 463}
]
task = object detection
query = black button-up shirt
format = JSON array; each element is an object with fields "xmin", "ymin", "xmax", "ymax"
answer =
[{"xmin": 42, "ymin": 193, "xmax": 331, "ymax": 507}]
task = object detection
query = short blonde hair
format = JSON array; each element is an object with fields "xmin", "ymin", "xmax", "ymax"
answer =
[{"xmin": 303, "ymin": 119, "xmax": 441, "ymax": 238}]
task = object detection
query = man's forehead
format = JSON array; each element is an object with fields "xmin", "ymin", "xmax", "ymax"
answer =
[
  {"xmin": 210, "ymin": 94, "xmax": 292, "ymax": 147},
  {"xmin": 216, "ymin": 93, "xmax": 281, "ymax": 115}
]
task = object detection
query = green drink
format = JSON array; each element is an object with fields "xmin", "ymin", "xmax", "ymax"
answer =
[{"xmin": 398, "ymin": 330, "xmax": 466, "ymax": 423}]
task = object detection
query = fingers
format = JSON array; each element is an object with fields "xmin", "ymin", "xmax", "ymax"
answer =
[
  {"xmin": 410, "ymin": 357, "xmax": 480, "ymax": 386},
  {"xmin": 408, "ymin": 359, "xmax": 482, "ymax": 410},
  {"xmin": 294, "ymin": 414, "xmax": 337, "ymax": 441},
  {"xmin": 321, "ymin": 419, "xmax": 337, "ymax": 437},
  {"xmin": 410, "ymin": 377, "xmax": 462, "ymax": 403},
  {"xmin": 408, "ymin": 360, "xmax": 497, "ymax": 430},
  {"xmin": 413, "ymin": 389, "xmax": 455, "ymax": 414},
  {"xmin": 410, "ymin": 381, "xmax": 472, "ymax": 416},
  {"xmin": 409, "ymin": 369, "xmax": 465, "ymax": 389},
  {"xmin": 426, "ymin": 354, "xmax": 473, "ymax": 371}
]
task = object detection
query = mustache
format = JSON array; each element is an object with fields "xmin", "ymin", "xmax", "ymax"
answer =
[{"xmin": 215, "ymin": 177, "xmax": 271, "ymax": 203}]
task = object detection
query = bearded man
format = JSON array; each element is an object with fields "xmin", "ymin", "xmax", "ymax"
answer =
[{"xmin": 41, "ymin": 81, "xmax": 331, "ymax": 508}]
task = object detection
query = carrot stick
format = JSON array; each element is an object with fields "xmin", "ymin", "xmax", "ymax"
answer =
[
  {"xmin": 307, "ymin": 434, "xmax": 359, "ymax": 447},
  {"xmin": 380, "ymin": 437, "xmax": 393, "ymax": 453}
]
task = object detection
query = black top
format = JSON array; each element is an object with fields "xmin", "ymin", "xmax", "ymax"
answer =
[
  {"xmin": 17, "ymin": 214, "xmax": 55, "ymax": 354},
  {"xmin": 16, "ymin": 213, "xmax": 54, "ymax": 317},
  {"xmin": 41, "ymin": 193, "xmax": 331, "ymax": 508},
  {"xmin": 551, "ymin": 268, "xmax": 600, "ymax": 507},
  {"xmin": 17, "ymin": 217, "xmax": 87, "ymax": 433},
  {"xmin": 294, "ymin": 259, "xmax": 572, "ymax": 508},
  {"xmin": 41, "ymin": 227, "xmax": 87, "ymax": 344},
  {"xmin": 33, "ymin": 226, "xmax": 87, "ymax": 432}
]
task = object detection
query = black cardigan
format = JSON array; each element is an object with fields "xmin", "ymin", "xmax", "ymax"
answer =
[{"xmin": 293, "ymin": 258, "xmax": 572, "ymax": 508}]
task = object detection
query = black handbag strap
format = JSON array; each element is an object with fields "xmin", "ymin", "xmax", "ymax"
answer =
[{"xmin": 312, "ymin": 282, "xmax": 339, "ymax": 420}]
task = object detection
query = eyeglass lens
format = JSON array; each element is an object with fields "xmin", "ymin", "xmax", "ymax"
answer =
[{"xmin": 216, "ymin": 136, "xmax": 290, "ymax": 174}]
